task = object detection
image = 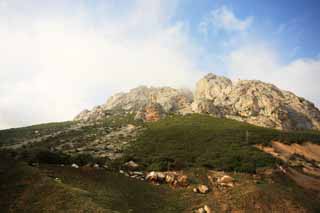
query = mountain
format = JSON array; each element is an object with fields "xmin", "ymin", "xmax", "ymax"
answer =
[
  {"xmin": 1, "ymin": 73, "xmax": 320, "ymax": 212},
  {"xmin": 193, "ymin": 73, "xmax": 320, "ymax": 130},
  {"xmin": 75, "ymin": 73, "xmax": 320, "ymax": 131}
]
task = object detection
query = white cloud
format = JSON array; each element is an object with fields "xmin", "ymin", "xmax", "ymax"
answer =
[
  {"xmin": 226, "ymin": 44, "xmax": 320, "ymax": 107},
  {"xmin": 0, "ymin": 0, "xmax": 202, "ymax": 129},
  {"xmin": 200, "ymin": 5, "xmax": 253, "ymax": 34}
]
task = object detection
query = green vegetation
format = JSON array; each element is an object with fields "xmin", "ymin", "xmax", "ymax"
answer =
[
  {"xmin": 125, "ymin": 114, "xmax": 320, "ymax": 173},
  {"xmin": 101, "ymin": 110, "xmax": 143, "ymax": 128},
  {"xmin": 0, "ymin": 121, "xmax": 73, "ymax": 145},
  {"xmin": 0, "ymin": 153, "xmax": 186, "ymax": 212},
  {"xmin": 1, "ymin": 113, "xmax": 320, "ymax": 174}
]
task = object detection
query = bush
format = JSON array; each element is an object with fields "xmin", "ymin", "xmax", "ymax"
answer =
[
  {"xmin": 71, "ymin": 154, "xmax": 94, "ymax": 166},
  {"xmin": 32, "ymin": 150, "xmax": 70, "ymax": 164}
]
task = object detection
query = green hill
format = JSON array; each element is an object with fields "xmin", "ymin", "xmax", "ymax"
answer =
[
  {"xmin": 124, "ymin": 114, "xmax": 320, "ymax": 172},
  {"xmin": 1, "ymin": 114, "xmax": 320, "ymax": 212}
]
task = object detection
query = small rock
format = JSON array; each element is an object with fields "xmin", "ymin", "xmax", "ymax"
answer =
[
  {"xmin": 177, "ymin": 175, "xmax": 189, "ymax": 187},
  {"xmin": 165, "ymin": 174, "xmax": 175, "ymax": 184},
  {"xmin": 54, "ymin": 178, "xmax": 62, "ymax": 183},
  {"xmin": 132, "ymin": 171, "xmax": 144, "ymax": 176},
  {"xmin": 93, "ymin": 164, "xmax": 99, "ymax": 168},
  {"xmin": 119, "ymin": 170, "xmax": 125, "ymax": 174},
  {"xmin": 194, "ymin": 205, "xmax": 211, "ymax": 213},
  {"xmin": 194, "ymin": 207, "xmax": 206, "ymax": 213},
  {"xmin": 124, "ymin": 161, "xmax": 140, "ymax": 170},
  {"xmin": 219, "ymin": 175, "xmax": 234, "ymax": 183},
  {"xmin": 197, "ymin": 185, "xmax": 210, "ymax": 194},
  {"xmin": 204, "ymin": 205, "xmax": 211, "ymax": 213},
  {"xmin": 146, "ymin": 171, "xmax": 166, "ymax": 183},
  {"xmin": 31, "ymin": 162, "xmax": 39, "ymax": 167},
  {"xmin": 217, "ymin": 175, "xmax": 234, "ymax": 187},
  {"xmin": 71, "ymin": 163, "xmax": 79, "ymax": 169}
]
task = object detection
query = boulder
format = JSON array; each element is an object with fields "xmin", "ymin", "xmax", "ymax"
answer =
[
  {"xmin": 194, "ymin": 207, "xmax": 206, "ymax": 213},
  {"xmin": 195, "ymin": 184, "xmax": 210, "ymax": 194},
  {"xmin": 204, "ymin": 205, "xmax": 212, "ymax": 213},
  {"xmin": 124, "ymin": 161, "xmax": 140, "ymax": 170},
  {"xmin": 146, "ymin": 171, "xmax": 166, "ymax": 183},
  {"xmin": 217, "ymin": 175, "xmax": 234, "ymax": 187},
  {"xmin": 165, "ymin": 174, "xmax": 176, "ymax": 184},
  {"xmin": 176, "ymin": 175, "xmax": 189, "ymax": 187},
  {"xmin": 194, "ymin": 206, "xmax": 211, "ymax": 213},
  {"xmin": 71, "ymin": 163, "xmax": 79, "ymax": 169}
]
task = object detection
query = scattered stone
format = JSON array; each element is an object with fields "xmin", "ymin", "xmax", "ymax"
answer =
[
  {"xmin": 93, "ymin": 164, "xmax": 99, "ymax": 168},
  {"xmin": 119, "ymin": 170, "xmax": 125, "ymax": 174},
  {"xmin": 132, "ymin": 171, "xmax": 144, "ymax": 176},
  {"xmin": 204, "ymin": 205, "xmax": 212, "ymax": 213},
  {"xmin": 124, "ymin": 161, "xmax": 140, "ymax": 170},
  {"xmin": 54, "ymin": 178, "xmax": 62, "ymax": 183},
  {"xmin": 146, "ymin": 171, "xmax": 166, "ymax": 183},
  {"xmin": 126, "ymin": 124, "xmax": 136, "ymax": 131},
  {"xmin": 194, "ymin": 207, "xmax": 206, "ymax": 213},
  {"xmin": 31, "ymin": 162, "xmax": 39, "ymax": 167},
  {"xmin": 217, "ymin": 175, "xmax": 234, "ymax": 187},
  {"xmin": 176, "ymin": 175, "xmax": 189, "ymax": 187},
  {"xmin": 195, "ymin": 185, "xmax": 210, "ymax": 194},
  {"xmin": 71, "ymin": 163, "xmax": 79, "ymax": 169},
  {"xmin": 194, "ymin": 205, "xmax": 211, "ymax": 213},
  {"xmin": 165, "ymin": 174, "xmax": 176, "ymax": 184}
]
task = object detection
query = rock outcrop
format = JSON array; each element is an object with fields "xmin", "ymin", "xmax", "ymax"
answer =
[
  {"xmin": 75, "ymin": 73, "xmax": 320, "ymax": 131},
  {"xmin": 192, "ymin": 73, "xmax": 320, "ymax": 130},
  {"xmin": 74, "ymin": 86, "xmax": 193, "ymax": 122}
]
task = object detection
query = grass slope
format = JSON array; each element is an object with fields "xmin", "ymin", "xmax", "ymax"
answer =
[
  {"xmin": 0, "ymin": 154, "xmax": 186, "ymax": 212},
  {"xmin": 125, "ymin": 114, "xmax": 320, "ymax": 173}
]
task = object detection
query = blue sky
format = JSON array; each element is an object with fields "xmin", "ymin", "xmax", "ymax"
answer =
[{"xmin": 0, "ymin": 0, "xmax": 320, "ymax": 129}]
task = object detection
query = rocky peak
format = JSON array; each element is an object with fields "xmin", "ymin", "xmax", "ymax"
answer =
[
  {"xmin": 194, "ymin": 73, "xmax": 233, "ymax": 101},
  {"xmin": 104, "ymin": 86, "xmax": 193, "ymax": 113},
  {"xmin": 193, "ymin": 73, "xmax": 320, "ymax": 130},
  {"xmin": 74, "ymin": 73, "xmax": 320, "ymax": 131},
  {"xmin": 74, "ymin": 86, "xmax": 193, "ymax": 122}
]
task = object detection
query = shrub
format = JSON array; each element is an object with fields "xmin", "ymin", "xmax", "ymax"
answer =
[
  {"xmin": 32, "ymin": 150, "xmax": 70, "ymax": 164},
  {"xmin": 71, "ymin": 153, "xmax": 94, "ymax": 166}
]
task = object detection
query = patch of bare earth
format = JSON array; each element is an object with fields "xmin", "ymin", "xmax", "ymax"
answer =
[{"xmin": 256, "ymin": 141, "xmax": 320, "ymax": 192}]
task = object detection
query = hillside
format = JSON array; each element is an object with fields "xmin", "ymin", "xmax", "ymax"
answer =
[
  {"xmin": 1, "ymin": 73, "xmax": 320, "ymax": 212},
  {"xmin": 1, "ymin": 113, "xmax": 320, "ymax": 212}
]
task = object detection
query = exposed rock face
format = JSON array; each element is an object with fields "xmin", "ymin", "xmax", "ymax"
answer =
[
  {"xmin": 134, "ymin": 103, "xmax": 165, "ymax": 122},
  {"xmin": 75, "ymin": 86, "xmax": 193, "ymax": 122},
  {"xmin": 192, "ymin": 73, "xmax": 320, "ymax": 130},
  {"xmin": 74, "ymin": 73, "xmax": 320, "ymax": 130},
  {"xmin": 105, "ymin": 86, "xmax": 193, "ymax": 113}
]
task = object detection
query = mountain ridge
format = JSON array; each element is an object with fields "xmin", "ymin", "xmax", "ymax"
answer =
[{"xmin": 75, "ymin": 73, "xmax": 320, "ymax": 131}]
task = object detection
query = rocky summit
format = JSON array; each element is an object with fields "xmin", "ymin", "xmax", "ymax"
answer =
[
  {"xmin": 74, "ymin": 86, "xmax": 194, "ymax": 122},
  {"xmin": 75, "ymin": 73, "xmax": 320, "ymax": 131},
  {"xmin": 192, "ymin": 73, "xmax": 320, "ymax": 130}
]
